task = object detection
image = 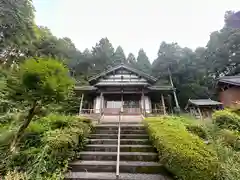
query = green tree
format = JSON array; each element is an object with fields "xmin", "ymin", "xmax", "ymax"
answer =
[
  {"xmin": 127, "ymin": 53, "xmax": 137, "ymax": 68},
  {"xmin": 0, "ymin": 0, "xmax": 36, "ymax": 65},
  {"xmin": 152, "ymin": 42, "xmax": 213, "ymax": 107},
  {"xmin": 112, "ymin": 46, "xmax": 126, "ymax": 65},
  {"xmin": 136, "ymin": 49, "xmax": 151, "ymax": 73},
  {"xmin": 91, "ymin": 38, "xmax": 115, "ymax": 74},
  {"xmin": 8, "ymin": 58, "xmax": 74, "ymax": 151},
  {"xmin": 205, "ymin": 11, "xmax": 240, "ymax": 77}
]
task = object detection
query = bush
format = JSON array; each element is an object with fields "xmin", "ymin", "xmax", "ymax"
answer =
[
  {"xmin": 219, "ymin": 129, "xmax": 240, "ymax": 151},
  {"xmin": 186, "ymin": 124, "xmax": 207, "ymax": 139},
  {"xmin": 211, "ymin": 140, "xmax": 240, "ymax": 180},
  {"xmin": 0, "ymin": 113, "xmax": 92, "ymax": 179},
  {"xmin": 4, "ymin": 170, "xmax": 28, "ymax": 180},
  {"xmin": 213, "ymin": 110, "xmax": 240, "ymax": 131},
  {"xmin": 145, "ymin": 116, "xmax": 221, "ymax": 180}
]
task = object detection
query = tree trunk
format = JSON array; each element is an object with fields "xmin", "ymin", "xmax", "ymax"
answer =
[{"xmin": 10, "ymin": 101, "xmax": 38, "ymax": 152}]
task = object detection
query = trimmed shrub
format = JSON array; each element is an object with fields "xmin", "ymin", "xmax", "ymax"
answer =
[
  {"xmin": 186, "ymin": 124, "xmax": 207, "ymax": 139},
  {"xmin": 145, "ymin": 116, "xmax": 221, "ymax": 180},
  {"xmin": 219, "ymin": 129, "xmax": 240, "ymax": 150},
  {"xmin": 213, "ymin": 110, "xmax": 240, "ymax": 131}
]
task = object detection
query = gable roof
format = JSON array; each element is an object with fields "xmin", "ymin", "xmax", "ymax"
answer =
[
  {"xmin": 89, "ymin": 63, "xmax": 157, "ymax": 84},
  {"xmin": 185, "ymin": 99, "xmax": 222, "ymax": 109},
  {"xmin": 218, "ymin": 75, "xmax": 240, "ymax": 86}
]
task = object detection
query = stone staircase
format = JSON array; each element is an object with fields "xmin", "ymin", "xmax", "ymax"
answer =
[{"xmin": 65, "ymin": 118, "xmax": 171, "ymax": 180}]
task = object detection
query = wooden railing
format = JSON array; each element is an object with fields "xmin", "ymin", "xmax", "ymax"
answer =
[
  {"xmin": 80, "ymin": 108, "xmax": 166, "ymax": 115},
  {"xmin": 151, "ymin": 108, "xmax": 165, "ymax": 114},
  {"xmin": 81, "ymin": 108, "xmax": 99, "ymax": 114}
]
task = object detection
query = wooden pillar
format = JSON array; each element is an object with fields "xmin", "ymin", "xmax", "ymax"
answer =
[
  {"xmin": 79, "ymin": 93, "xmax": 84, "ymax": 116},
  {"xmin": 121, "ymin": 94, "xmax": 123, "ymax": 107},
  {"xmin": 100, "ymin": 92, "xmax": 103, "ymax": 114},
  {"xmin": 173, "ymin": 90, "xmax": 180, "ymax": 109},
  {"xmin": 142, "ymin": 90, "xmax": 146, "ymax": 116},
  {"xmin": 161, "ymin": 94, "xmax": 166, "ymax": 115},
  {"xmin": 168, "ymin": 68, "xmax": 180, "ymax": 109},
  {"xmin": 197, "ymin": 107, "xmax": 203, "ymax": 120}
]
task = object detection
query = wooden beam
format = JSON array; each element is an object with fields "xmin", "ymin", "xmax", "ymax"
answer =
[
  {"xmin": 161, "ymin": 94, "xmax": 166, "ymax": 115},
  {"xmin": 79, "ymin": 93, "xmax": 84, "ymax": 116}
]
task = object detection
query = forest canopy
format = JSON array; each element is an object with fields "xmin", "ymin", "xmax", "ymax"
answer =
[{"xmin": 0, "ymin": 0, "xmax": 239, "ymax": 107}]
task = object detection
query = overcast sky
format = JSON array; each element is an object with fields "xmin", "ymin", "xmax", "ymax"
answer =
[{"xmin": 33, "ymin": 0, "xmax": 240, "ymax": 61}]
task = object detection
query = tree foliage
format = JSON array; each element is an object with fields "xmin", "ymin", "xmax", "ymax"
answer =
[
  {"xmin": 7, "ymin": 58, "xmax": 74, "ymax": 151},
  {"xmin": 0, "ymin": 0, "xmax": 35, "ymax": 64},
  {"xmin": 112, "ymin": 46, "xmax": 126, "ymax": 65},
  {"xmin": 136, "ymin": 49, "xmax": 151, "ymax": 73},
  {"xmin": 1, "ymin": 0, "xmax": 239, "ymax": 108}
]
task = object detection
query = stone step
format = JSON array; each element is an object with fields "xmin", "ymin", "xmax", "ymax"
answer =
[
  {"xmin": 120, "ymin": 152, "xmax": 158, "ymax": 161},
  {"xmin": 79, "ymin": 152, "xmax": 158, "ymax": 161},
  {"xmin": 100, "ymin": 122, "xmax": 143, "ymax": 125},
  {"xmin": 95, "ymin": 124, "xmax": 145, "ymax": 131},
  {"xmin": 65, "ymin": 172, "xmax": 171, "ymax": 180},
  {"xmin": 88, "ymin": 139, "xmax": 150, "ymax": 145},
  {"xmin": 69, "ymin": 160, "xmax": 116, "ymax": 173},
  {"xmin": 90, "ymin": 134, "xmax": 149, "ymax": 139},
  {"xmin": 94, "ymin": 129, "xmax": 146, "ymax": 134},
  {"xmin": 69, "ymin": 160, "xmax": 166, "ymax": 174},
  {"xmin": 120, "ymin": 139, "xmax": 150, "ymax": 145},
  {"xmin": 85, "ymin": 144, "xmax": 155, "ymax": 152}
]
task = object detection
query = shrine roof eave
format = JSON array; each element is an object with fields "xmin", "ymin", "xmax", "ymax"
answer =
[
  {"xmin": 218, "ymin": 75, "xmax": 240, "ymax": 86},
  {"xmin": 148, "ymin": 86, "xmax": 175, "ymax": 91},
  {"xmin": 74, "ymin": 86, "xmax": 97, "ymax": 91},
  {"xmin": 74, "ymin": 85, "xmax": 175, "ymax": 92},
  {"xmin": 95, "ymin": 82, "xmax": 150, "ymax": 86}
]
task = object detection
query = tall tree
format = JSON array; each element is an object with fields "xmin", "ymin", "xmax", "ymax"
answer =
[
  {"xmin": 127, "ymin": 53, "xmax": 137, "ymax": 67},
  {"xmin": 112, "ymin": 46, "xmax": 126, "ymax": 65},
  {"xmin": 136, "ymin": 49, "xmax": 151, "ymax": 73},
  {"xmin": 205, "ymin": 11, "xmax": 240, "ymax": 77},
  {"xmin": 72, "ymin": 48, "xmax": 93, "ymax": 83},
  {"xmin": 0, "ymin": 0, "xmax": 36, "ymax": 65},
  {"xmin": 91, "ymin": 38, "xmax": 115, "ymax": 74},
  {"xmin": 152, "ymin": 42, "xmax": 212, "ymax": 107}
]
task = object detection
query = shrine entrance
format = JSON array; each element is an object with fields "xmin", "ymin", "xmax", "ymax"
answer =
[{"xmin": 104, "ymin": 94, "xmax": 141, "ymax": 115}]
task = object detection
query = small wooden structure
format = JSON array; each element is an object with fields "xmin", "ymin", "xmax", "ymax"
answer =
[
  {"xmin": 217, "ymin": 75, "xmax": 240, "ymax": 108},
  {"xmin": 185, "ymin": 99, "xmax": 223, "ymax": 119}
]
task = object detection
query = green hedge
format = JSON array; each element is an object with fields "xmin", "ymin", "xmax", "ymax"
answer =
[
  {"xmin": 219, "ymin": 129, "xmax": 240, "ymax": 151},
  {"xmin": 145, "ymin": 116, "xmax": 221, "ymax": 180},
  {"xmin": 213, "ymin": 109, "xmax": 240, "ymax": 131},
  {"xmin": 186, "ymin": 124, "xmax": 207, "ymax": 139}
]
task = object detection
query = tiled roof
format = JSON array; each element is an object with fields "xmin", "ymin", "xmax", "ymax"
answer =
[
  {"xmin": 218, "ymin": 75, "xmax": 240, "ymax": 86},
  {"xmin": 88, "ymin": 63, "xmax": 157, "ymax": 83},
  {"xmin": 187, "ymin": 99, "xmax": 222, "ymax": 106}
]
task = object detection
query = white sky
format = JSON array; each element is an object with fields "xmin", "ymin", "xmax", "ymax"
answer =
[{"xmin": 33, "ymin": 0, "xmax": 240, "ymax": 61}]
